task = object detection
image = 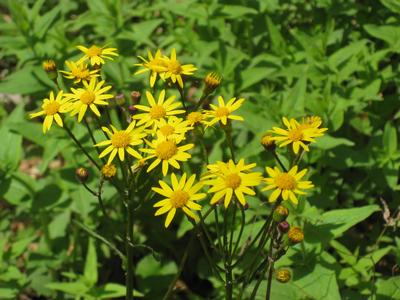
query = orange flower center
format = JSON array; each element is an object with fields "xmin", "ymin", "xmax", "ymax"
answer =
[
  {"xmin": 288, "ymin": 128, "xmax": 303, "ymax": 141},
  {"xmin": 215, "ymin": 107, "xmax": 230, "ymax": 118},
  {"xmin": 43, "ymin": 102, "xmax": 60, "ymax": 115},
  {"xmin": 159, "ymin": 124, "xmax": 175, "ymax": 136},
  {"xmin": 274, "ymin": 173, "xmax": 296, "ymax": 190},
  {"xmin": 111, "ymin": 131, "xmax": 131, "ymax": 148},
  {"xmin": 225, "ymin": 173, "xmax": 242, "ymax": 189},
  {"xmin": 168, "ymin": 60, "xmax": 182, "ymax": 74},
  {"xmin": 149, "ymin": 105, "xmax": 166, "ymax": 119},
  {"xmin": 156, "ymin": 140, "xmax": 178, "ymax": 160},
  {"xmin": 86, "ymin": 45, "xmax": 102, "ymax": 57},
  {"xmin": 80, "ymin": 91, "xmax": 96, "ymax": 104},
  {"xmin": 170, "ymin": 190, "xmax": 189, "ymax": 208}
]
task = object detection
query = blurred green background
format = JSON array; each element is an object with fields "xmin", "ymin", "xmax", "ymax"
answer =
[{"xmin": 1, "ymin": 0, "xmax": 400, "ymax": 299}]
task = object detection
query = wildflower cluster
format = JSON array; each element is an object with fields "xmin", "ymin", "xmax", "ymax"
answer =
[{"xmin": 29, "ymin": 45, "xmax": 327, "ymax": 299}]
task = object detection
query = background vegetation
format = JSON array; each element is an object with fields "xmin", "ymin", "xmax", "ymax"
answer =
[{"xmin": 1, "ymin": 0, "xmax": 400, "ymax": 299}]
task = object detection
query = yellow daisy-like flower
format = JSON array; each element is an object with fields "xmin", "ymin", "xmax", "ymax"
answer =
[
  {"xmin": 270, "ymin": 117, "xmax": 326, "ymax": 154},
  {"xmin": 134, "ymin": 49, "xmax": 168, "ymax": 87},
  {"xmin": 141, "ymin": 134, "xmax": 193, "ymax": 176},
  {"xmin": 186, "ymin": 111, "xmax": 206, "ymax": 127},
  {"xmin": 133, "ymin": 90, "xmax": 185, "ymax": 129},
  {"xmin": 262, "ymin": 165, "xmax": 314, "ymax": 205},
  {"xmin": 153, "ymin": 173, "xmax": 206, "ymax": 228},
  {"xmin": 29, "ymin": 91, "xmax": 71, "ymax": 133},
  {"xmin": 65, "ymin": 77, "xmax": 113, "ymax": 122},
  {"xmin": 299, "ymin": 116, "xmax": 328, "ymax": 134},
  {"xmin": 95, "ymin": 121, "xmax": 146, "ymax": 164},
  {"xmin": 202, "ymin": 159, "xmax": 262, "ymax": 208},
  {"xmin": 205, "ymin": 96, "xmax": 244, "ymax": 126},
  {"xmin": 77, "ymin": 44, "xmax": 118, "ymax": 66},
  {"xmin": 155, "ymin": 117, "xmax": 193, "ymax": 140},
  {"xmin": 162, "ymin": 48, "xmax": 197, "ymax": 89},
  {"xmin": 60, "ymin": 61, "xmax": 100, "ymax": 84}
]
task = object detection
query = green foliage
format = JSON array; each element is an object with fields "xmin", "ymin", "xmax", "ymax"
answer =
[{"xmin": 1, "ymin": 0, "xmax": 400, "ymax": 299}]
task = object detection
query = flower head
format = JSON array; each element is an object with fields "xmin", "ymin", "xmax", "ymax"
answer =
[
  {"xmin": 42, "ymin": 60, "xmax": 57, "ymax": 72},
  {"xmin": 186, "ymin": 111, "xmax": 205, "ymax": 127},
  {"xmin": 204, "ymin": 72, "xmax": 222, "ymax": 94},
  {"xmin": 203, "ymin": 159, "xmax": 262, "ymax": 208},
  {"xmin": 29, "ymin": 91, "xmax": 71, "ymax": 133},
  {"xmin": 133, "ymin": 90, "xmax": 185, "ymax": 129},
  {"xmin": 262, "ymin": 165, "xmax": 314, "ymax": 204},
  {"xmin": 134, "ymin": 49, "xmax": 168, "ymax": 87},
  {"xmin": 270, "ymin": 117, "xmax": 327, "ymax": 154},
  {"xmin": 162, "ymin": 48, "xmax": 197, "ymax": 89},
  {"xmin": 102, "ymin": 164, "xmax": 117, "ymax": 178},
  {"xmin": 60, "ymin": 61, "xmax": 100, "ymax": 83},
  {"xmin": 95, "ymin": 121, "xmax": 146, "ymax": 164},
  {"xmin": 205, "ymin": 96, "xmax": 244, "ymax": 126},
  {"xmin": 141, "ymin": 135, "xmax": 193, "ymax": 176},
  {"xmin": 64, "ymin": 77, "xmax": 113, "ymax": 122},
  {"xmin": 152, "ymin": 173, "xmax": 206, "ymax": 227},
  {"xmin": 77, "ymin": 44, "xmax": 118, "ymax": 66},
  {"xmin": 276, "ymin": 269, "xmax": 291, "ymax": 283},
  {"xmin": 155, "ymin": 117, "xmax": 193, "ymax": 140},
  {"xmin": 261, "ymin": 133, "xmax": 276, "ymax": 151},
  {"xmin": 288, "ymin": 227, "xmax": 304, "ymax": 244}
]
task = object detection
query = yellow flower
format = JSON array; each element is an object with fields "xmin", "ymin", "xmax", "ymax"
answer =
[
  {"xmin": 270, "ymin": 117, "xmax": 326, "ymax": 154},
  {"xmin": 204, "ymin": 72, "xmax": 222, "ymax": 94},
  {"xmin": 162, "ymin": 48, "xmax": 197, "ymax": 89},
  {"xmin": 77, "ymin": 44, "xmax": 118, "ymax": 66},
  {"xmin": 141, "ymin": 134, "xmax": 193, "ymax": 176},
  {"xmin": 155, "ymin": 117, "xmax": 193, "ymax": 140},
  {"xmin": 42, "ymin": 60, "xmax": 57, "ymax": 72},
  {"xmin": 60, "ymin": 61, "xmax": 100, "ymax": 83},
  {"xmin": 262, "ymin": 165, "xmax": 314, "ymax": 204},
  {"xmin": 205, "ymin": 96, "xmax": 244, "ymax": 126},
  {"xmin": 186, "ymin": 111, "xmax": 205, "ymax": 127},
  {"xmin": 65, "ymin": 77, "xmax": 113, "ymax": 122},
  {"xmin": 133, "ymin": 90, "xmax": 185, "ymax": 129},
  {"xmin": 203, "ymin": 159, "xmax": 262, "ymax": 208},
  {"xmin": 95, "ymin": 121, "xmax": 146, "ymax": 164},
  {"xmin": 101, "ymin": 164, "xmax": 117, "ymax": 178},
  {"xmin": 152, "ymin": 173, "xmax": 206, "ymax": 228},
  {"xmin": 300, "ymin": 116, "xmax": 328, "ymax": 134},
  {"xmin": 134, "ymin": 49, "xmax": 168, "ymax": 87},
  {"xmin": 29, "ymin": 91, "xmax": 71, "ymax": 133}
]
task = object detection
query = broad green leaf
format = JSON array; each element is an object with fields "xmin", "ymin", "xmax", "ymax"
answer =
[
  {"xmin": 84, "ymin": 238, "xmax": 98, "ymax": 287},
  {"xmin": 383, "ymin": 122, "xmax": 397, "ymax": 155},
  {"xmin": 364, "ymin": 24, "xmax": 400, "ymax": 49},
  {"xmin": 315, "ymin": 135, "xmax": 355, "ymax": 150},
  {"xmin": 380, "ymin": 0, "xmax": 400, "ymax": 13},
  {"xmin": 281, "ymin": 74, "xmax": 307, "ymax": 116},
  {"xmin": 376, "ymin": 276, "xmax": 400, "ymax": 298},
  {"xmin": 46, "ymin": 281, "xmax": 89, "ymax": 296}
]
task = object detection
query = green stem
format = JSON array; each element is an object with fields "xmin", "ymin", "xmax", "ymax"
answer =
[
  {"xmin": 72, "ymin": 219, "xmax": 125, "ymax": 261},
  {"xmin": 232, "ymin": 207, "xmax": 245, "ymax": 257},
  {"xmin": 273, "ymin": 152, "xmax": 287, "ymax": 172},
  {"xmin": 162, "ymin": 233, "xmax": 195, "ymax": 300},
  {"xmin": 223, "ymin": 123, "xmax": 236, "ymax": 162},
  {"xmin": 265, "ymin": 230, "xmax": 277, "ymax": 300},
  {"xmin": 223, "ymin": 208, "xmax": 233, "ymax": 300},
  {"xmin": 125, "ymin": 192, "xmax": 134, "ymax": 300},
  {"xmin": 63, "ymin": 123, "xmax": 100, "ymax": 170},
  {"xmin": 177, "ymin": 85, "xmax": 187, "ymax": 112}
]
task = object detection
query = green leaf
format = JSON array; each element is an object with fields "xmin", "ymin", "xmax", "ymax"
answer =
[
  {"xmin": 322, "ymin": 205, "xmax": 380, "ymax": 238},
  {"xmin": 266, "ymin": 16, "xmax": 287, "ymax": 54},
  {"xmin": 376, "ymin": 276, "xmax": 400, "ymax": 299},
  {"xmin": 380, "ymin": 0, "xmax": 400, "ymax": 13},
  {"xmin": 34, "ymin": 6, "xmax": 61, "ymax": 39},
  {"xmin": 84, "ymin": 238, "xmax": 98, "ymax": 287},
  {"xmin": 46, "ymin": 281, "xmax": 89, "ymax": 296},
  {"xmin": 92, "ymin": 283, "xmax": 144, "ymax": 299},
  {"xmin": 364, "ymin": 24, "xmax": 400, "ymax": 49},
  {"xmin": 281, "ymin": 74, "xmax": 307, "ymax": 116},
  {"xmin": 0, "ymin": 66, "xmax": 51, "ymax": 94},
  {"xmin": 220, "ymin": 5, "xmax": 258, "ymax": 19},
  {"xmin": 383, "ymin": 122, "xmax": 397, "ymax": 155},
  {"xmin": 315, "ymin": 135, "xmax": 355, "ymax": 150}
]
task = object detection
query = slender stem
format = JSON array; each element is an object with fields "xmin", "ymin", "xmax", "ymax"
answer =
[
  {"xmin": 214, "ymin": 206, "xmax": 224, "ymax": 253},
  {"xmin": 232, "ymin": 207, "xmax": 245, "ymax": 257},
  {"xmin": 63, "ymin": 123, "xmax": 100, "ymax": 170},
  {"xmin": 194, "ymin": 93, "xmax": 208, "ymax": 110},
  {"xmin": 265, "ymin": 231, "xmax": 277, "ymax": 300},
  {"xmin": 177, "ymin": 85, "xmax": 187, "ymax": 111},
  {"xmin": 273, "ymin": 152, "xmax": 287, "ymax": 172},
  {"xmin": 72, "ymin": 219, "xmax": 125, "ymax": 261},
  {"xmin": 163, "ymin": 234, "xmax": 195, "ymax": 300},
  {"xmin": 84, "ymin": 117, "xmax": 97, "ymax": 145},
  {"xmin": 223, "ymin": 123, "xmax": 236, "ymax": 162},
  {"xmin": 223, "ymin": 208, "xmax": 233, "ymax": 300},
  {"xmin": 125, "ymin": 191, "xmax": 134, "ymax": 300},
  {"xmin": 229, "ymin": 202, "xmax": 238, "ymax": 256}
]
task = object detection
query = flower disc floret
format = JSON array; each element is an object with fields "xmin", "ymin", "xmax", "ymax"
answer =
[
  {"xmin": 170, "ymin": 190, "xmax": 189, "ymax": 208},
  {"xmin": 156, "ymin": 141, "xmax": 178, "ymax": 160}
]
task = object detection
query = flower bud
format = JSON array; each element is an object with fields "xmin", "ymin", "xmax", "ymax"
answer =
[
  {"xmin": 101, "ymin": 164, "xmax": 117, "ymax": 178},
  {"xmin": 273, "ymin": 205, "xmax": 289, "ymax": 222},
  {"xmin": 203, "ymin": 72, "xmax": 222, "ymax": 95},
  {"xmin": 275, "ymin": 269, "xmax": 291, "ymax": 283},
  {"xmin": 75, "ymin": 167, "xmax": 89, "ymax": 182},
  {"xmin": 115, "ymin": 93, "xmax": 125, "ymax": 105},
  {"xmin": 42, "ymin": 59, "xmax": 57, "ymax": 80},
  {"xmin": 243, "ymin": 203, "xmax": 249, "ymax": 210},
  {"xmin": 128, "ymin": 105, "xmax": 137, "ymax": 115},
  {"xmin": 278, "ymin": 221, "xmax": 290, "ymax": 233},
  {"xmin": 130, "ymin": 91, "xmax": 141, "ymax": 104},
  {"xmin": 261, "ymin": 133, "xmax": 275, "ymax": 151},
  {"xmin": 287, "ymin": 227, "xmax": 304, "ymax": 244}
]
